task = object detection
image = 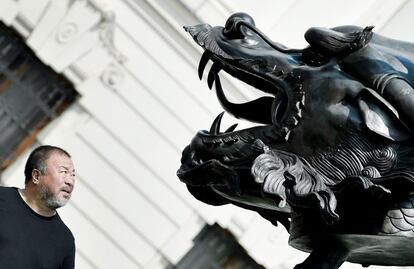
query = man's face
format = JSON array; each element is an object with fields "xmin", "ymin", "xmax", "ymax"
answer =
[{"xmin": 37, "ymin": 152, "xmax": 75, "ymax": 210}]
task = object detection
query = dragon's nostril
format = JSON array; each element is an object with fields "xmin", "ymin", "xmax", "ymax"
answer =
[{"xmin": 223, "ymin": 12, "xmax": 255, "ymax": 39}]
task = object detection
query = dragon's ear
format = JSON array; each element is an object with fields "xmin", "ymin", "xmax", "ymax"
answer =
[
  {"xmin": 304, "ymin": 26, "xmax": 373, "ymax": 55},
  {"xmin": 357, "ymin": 87, "xmax": 412, "ymax": 141}
]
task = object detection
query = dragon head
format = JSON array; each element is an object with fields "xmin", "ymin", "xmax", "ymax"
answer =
[
  {"xmin": 177, "ymin": 12, "xmax": 414, "ymax": 226},
  {"xmin": 177, "ymin": 13, "xmax": 323, "ymax": 217}
]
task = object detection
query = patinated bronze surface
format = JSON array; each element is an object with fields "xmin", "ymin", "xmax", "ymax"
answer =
[{"xmin": 177, "ymin": 12, "xmax": 414, "ymax": 269}]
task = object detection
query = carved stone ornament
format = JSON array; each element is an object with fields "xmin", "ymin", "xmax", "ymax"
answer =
[
  {"xmin": 177, "ymin": 12, "xmax": 414, "ymax": 269},
  {"xmin": 100, "ymin": 63, "xmax": 124, "ymax": 89},
  {"xmin": 98, "ymin": 11, "xmax": 127, "ymax": 64},
  {"xmin": 56, "ymin": 22, "xmax": 78, "ymax": 44}
]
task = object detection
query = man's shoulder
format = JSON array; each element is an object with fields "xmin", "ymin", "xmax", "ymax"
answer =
[
  {"xmin": 0, "ymin": 186, "xmax": 17, "ymax": 196},
  {"xmin": 55, "ymin": 213, "xmax": 75, "ymax": 241},
  {"xmin": 55, "ymin": 217, "xmax": 76, "ymax": 253},
  {"xmin": 0, "ymin": 187, "xmax": 20, "ymax": 213}
]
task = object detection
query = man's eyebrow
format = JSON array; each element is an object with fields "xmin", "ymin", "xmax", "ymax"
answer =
[{"xmin": 59, "ymin": 166, "xmax": 75, "ymax": 172}]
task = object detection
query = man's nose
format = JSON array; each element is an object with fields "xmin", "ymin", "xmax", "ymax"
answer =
[{"xmin": 65, "ymin": 176, "xmax": 75, "ymax": 188}]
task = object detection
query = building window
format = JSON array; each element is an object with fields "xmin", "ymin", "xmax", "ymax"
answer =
[
  {"xmin": 169, "ymin": 223, "xmax": 265, "ymax": 269},
  {"xmin": 0, "ymin": 22, "xmax": 78, "ymax": 170}
]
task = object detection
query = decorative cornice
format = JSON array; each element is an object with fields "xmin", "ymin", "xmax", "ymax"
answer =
[
  {"xmin": 100, "ymin": 62, "xmax": 124, "ymax": 90},
  {"xmin": 55, "ymin": 22, "xmax": 79, "ymax": 44},
  {"xmin": 98, "ymin": 11, "xmax": 127, "ymax": 64}
]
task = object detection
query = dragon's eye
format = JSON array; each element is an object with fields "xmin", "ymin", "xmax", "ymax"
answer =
[{"xmin": 223, "ymin": 12, "xmax": 255, "ymax": 39}]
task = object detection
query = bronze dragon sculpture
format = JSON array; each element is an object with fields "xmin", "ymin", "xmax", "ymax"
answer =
[{"xmin": 177, "ymin": 13, "xmax": 414, "ymax": 269}]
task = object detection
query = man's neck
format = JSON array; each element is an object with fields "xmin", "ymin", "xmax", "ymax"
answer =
[{"xmin": 18, "ymin": 188, "xmax": 56, "ymax": 217}]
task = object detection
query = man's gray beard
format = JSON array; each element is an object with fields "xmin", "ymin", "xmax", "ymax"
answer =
[{"xmin": 38, "ymin": 185, "xmax": 66, "ymax": 210}]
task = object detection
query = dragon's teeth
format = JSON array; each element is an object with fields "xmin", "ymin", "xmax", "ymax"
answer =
[
  {"xmin": 207, "ymin": 62, "xmax": 222, "ymax": 89},
  {"xmin": 198, "ymin": 50, "xmax": 212, "ymax": 80},
  {"xmin": 225, "ymin": 123, "xmax": 238, "ymax": 133},
  {"xmin": 209, "ymin": 112, "xmax": 225, "ymax": 135}
]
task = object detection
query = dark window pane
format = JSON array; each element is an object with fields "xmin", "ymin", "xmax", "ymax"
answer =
[
  {"xmin": 169, "ymin": 223, "xmax": 265, "ymax": 269},
  {"xmin": 0, "ymin": 21, "xmax": 79, "ymax": 170}
]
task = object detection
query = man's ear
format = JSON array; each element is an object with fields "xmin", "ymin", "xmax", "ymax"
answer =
[{"xmin": 31, "ymin": 169, "xmax": 41, "ymax": 184}]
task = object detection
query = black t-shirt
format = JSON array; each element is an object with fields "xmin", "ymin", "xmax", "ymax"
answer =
[{"xmin": 0, "ymin": 186, "xmax": 75, "ymax": 268}]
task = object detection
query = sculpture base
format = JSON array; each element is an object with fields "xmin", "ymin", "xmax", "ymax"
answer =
[{"xmin": 290, "ymin": 234, "xmax": 414, "ymax": 266}]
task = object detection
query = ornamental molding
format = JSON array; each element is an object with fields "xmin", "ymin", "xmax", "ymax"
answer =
[
  {"xmin": 100, "ymin": 62, "xmax": 124, "ymax": 90},
  {"xmin": 97, "ymin": 11, "xmax": 127, "ymax": 64}
]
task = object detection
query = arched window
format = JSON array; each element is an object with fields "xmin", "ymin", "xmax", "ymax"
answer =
[{"xmin": 0, "ymin": 22, "xmax": 78, "ymax": 170}]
